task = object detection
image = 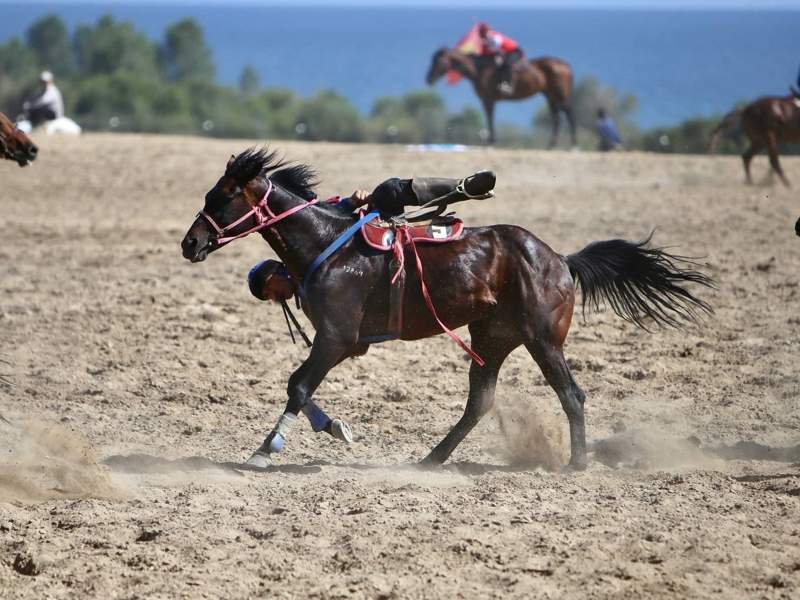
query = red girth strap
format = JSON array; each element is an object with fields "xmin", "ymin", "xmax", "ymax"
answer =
[{"xmin": 393, "ymin": 228, "xmax": 485, "ymax": 367}]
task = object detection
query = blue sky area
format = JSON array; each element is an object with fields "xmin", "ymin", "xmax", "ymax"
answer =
[{"xmin": 3, "ymin": 0, "xmax": 800, "ymax": 8}]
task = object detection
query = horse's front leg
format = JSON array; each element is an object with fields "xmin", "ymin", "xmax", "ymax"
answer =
[{"xmin": 245, "ymin": 333, "xmax": 361, "ymax": 467}]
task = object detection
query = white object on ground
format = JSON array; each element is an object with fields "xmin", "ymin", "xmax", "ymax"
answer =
[
  {"xmin": 44, "ymin": 117, "xmax": 81, "ymax": 135},
  {"xmin": 16, "ymin": 117, "xmax": 81, "ymax": 135}
]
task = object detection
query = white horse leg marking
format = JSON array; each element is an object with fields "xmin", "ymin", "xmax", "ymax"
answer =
[{"xmin": 245, "ymin": 412, "xmax": 298, "ymax": 467}]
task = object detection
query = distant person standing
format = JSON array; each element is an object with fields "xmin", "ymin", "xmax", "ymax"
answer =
[
  {"xmin": 23, "ymin": 71, "xmax": 64, "ymax": 127},
  {"xmin": 596, "ymin": 108, "xmax": 622, "ymax": 151},
  {"xmin": 477, "ymin": 23, "xmax": 523, "ymax": 95}
]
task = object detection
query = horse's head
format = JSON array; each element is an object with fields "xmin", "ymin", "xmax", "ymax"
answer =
[
  {"xmin": 181, "ymin": 150, "xmax": 273, "ymax": 263},
  {"xmin": 426, "ymin": 47, "xmax": 452, "ymax": 85},
  {"xmin": 0, "ymin": 112, "xmax": 37, "ymax": 167}
]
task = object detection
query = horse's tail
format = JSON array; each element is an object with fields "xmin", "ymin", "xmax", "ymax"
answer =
[
  {"xmin": 709, "ymin": 109, "xmax": 742, "ymax": 153},
  {"xmin": 565, "ymin": 234, "xmax": 714, "ymax": 330}
]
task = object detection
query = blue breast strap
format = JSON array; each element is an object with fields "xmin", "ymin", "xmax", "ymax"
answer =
[{"xmin": 301, "ymin": 210, "xmax": 380, "ymax": 296}]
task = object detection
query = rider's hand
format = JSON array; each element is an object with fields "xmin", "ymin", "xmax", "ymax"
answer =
[{"xmin": 350, "ymin": 189, "xmax": 371, "ymax": 207}]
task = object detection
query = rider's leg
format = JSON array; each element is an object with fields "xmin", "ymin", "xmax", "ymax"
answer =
[
  {"xmin": 498, "ymin": 49, "xmax": 522, "ymax": 94},
  {"xmin": 28, "ymin": 107, "xmax": 56, "ymax": 127},
  {"xmin": 369, "ymin": 172, "xmax": 496, "ymax": 215}
]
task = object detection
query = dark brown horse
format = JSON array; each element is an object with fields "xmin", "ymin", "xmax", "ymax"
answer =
[
  {"xmin": 0, "ymin": 111, "xmax": 37, "ymax": 166},
  {"xmin": 181, "ymin": 148, "xmax": 713, "ymax": 470},
  {"xmin": 426, "ymin": 48, "xmax": 575, "ymax": 147},
  {"xmin": 710, "ymin": 95, "xmax": 800, "ymax": 187}
]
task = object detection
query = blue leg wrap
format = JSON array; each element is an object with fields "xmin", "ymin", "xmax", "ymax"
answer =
[{"xmin": 302, "ymin": 401, "xmax": 332, "ymax": 433}]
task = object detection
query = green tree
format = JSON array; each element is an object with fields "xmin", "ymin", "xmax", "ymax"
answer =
[
  {"xmin": 296, "ymin": 90, "xmax": 363, "ymax": 142},
  {"xmin": 160, "ymin": 19, "xmax": 215, "ymax": 82},
  {"xmin": 74, "ymin": 16, "xmax": 159, "ymax": 78},
  {"xmin": 444, "ymin": 108, "xmax": 484, "ymax": 145},
  {"xmin": 0, "ymin": 38, "xmax": 37, "ymax": 110},
  {"xmin": 26, "ymin": 14, "xmax": 74, "ymax": 75},
  {"xmin": 239, "ymin": 65, "xmax": 260, "ymax": 95},
  {"xmin": 0, "ymin": 38, "xmax": 36, "ymax": 81},
  {"xmin": 251, "ymin": 88, "xmax": 302, "ymax": 138}
]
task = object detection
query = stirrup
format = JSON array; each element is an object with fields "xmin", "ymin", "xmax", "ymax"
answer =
[{"xmin": 455, "ymin": 178, "xmax": 494, "ymax": 201}]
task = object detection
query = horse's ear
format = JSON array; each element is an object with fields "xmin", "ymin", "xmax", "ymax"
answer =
[{"xmin": 227, "ymin": 154, "xmax": 236, "ymax": 169}]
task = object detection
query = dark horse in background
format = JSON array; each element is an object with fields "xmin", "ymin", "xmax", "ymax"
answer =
[
  {"xmin": 426, "ymin": 48, "xmax": 576, "ymax": 147},
  {"xmin": 0, "ymin": 111, "xmax": 37, "ymax": 166},
  {"xmin": 710, "ymin": 94, "xmax": 800, "ymax": 187},
  {"xmin": 181, "ymin": 148, "xmax": 713, "ymax": 470}
]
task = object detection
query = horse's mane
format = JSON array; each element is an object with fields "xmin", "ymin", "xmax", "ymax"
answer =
[{"xmin": 226, "ymin": 147, "xmax": 318, "ymax": 200}]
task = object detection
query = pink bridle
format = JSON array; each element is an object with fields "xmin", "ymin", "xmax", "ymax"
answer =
[{"xmin": 198, "ymin": 179, "xmax": 318, "ymax": 247}]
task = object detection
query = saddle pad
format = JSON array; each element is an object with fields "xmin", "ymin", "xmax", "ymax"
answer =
[{"xmin": 361, "ymin": 217, "xmax": 464, "ymax": 251}]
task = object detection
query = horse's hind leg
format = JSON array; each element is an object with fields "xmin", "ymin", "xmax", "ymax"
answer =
[
  {"xmin": 421, "ymin": 320, "xmax": 518, "ymax": 466},
  {"xmin": 546, "ymin": 100, "xmax": 561, "ymax": 149},
  {"xmin": 525, "ymin": 342, "xmax": 587, "ymax": 470},
  {"xmin": 742, "ymin": 142, "xmax": 761, "ymax": 185},
  {"xmin": 765, "ymin": 131, "xmax": 790, "ymax": 187},
  {"xmin": 563, "ymin": 105, "xmax": 577, "ymax": 148}
]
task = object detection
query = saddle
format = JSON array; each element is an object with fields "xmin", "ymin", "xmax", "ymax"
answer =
[
  {"xmin": 358, "ymin": 213, "xmax": 470, "ymax": 350},
  {"xmin": 361, "ymin": 215, "xmax": 464, "ymax": 251}
]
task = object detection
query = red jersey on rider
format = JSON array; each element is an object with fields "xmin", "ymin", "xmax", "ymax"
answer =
[
  {"xmin": 477, "ymin": 23, "xmax": 523, "ymax": 95},
  {"xmin": 478, "ymin": 23, "xmax": 519, "ymax": 56}
]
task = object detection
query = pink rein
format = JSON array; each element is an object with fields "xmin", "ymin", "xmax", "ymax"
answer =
[{"xmin": 199, "ymin": 180, "xmax": 319, "ymax": 247}]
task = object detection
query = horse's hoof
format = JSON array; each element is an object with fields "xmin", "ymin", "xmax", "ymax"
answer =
[
  {"xmin": 330, "ymin": 419, "xmax": 353, "ymax": 443},
  {"xmin": 418, "ymin": 455, "xmax": 444, "ymax": 470},
  {"xmin": 563, "ymin": 460, "xmax": 588, "ymax": 473},
  {"xmin": 245, "ymin": 450, "xmax": 271, "ymax": 469}
]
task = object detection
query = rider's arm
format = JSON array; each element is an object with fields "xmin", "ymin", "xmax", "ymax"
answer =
[
  {"xmin": 331, "ymin": 189, "xmax": 370, "ymax": 211},
  {"xmin": 27, "ymin": 86, "xmax": 64, "ymax": 117}
]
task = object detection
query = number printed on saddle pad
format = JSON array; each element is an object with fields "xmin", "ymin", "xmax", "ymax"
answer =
[{"xmin": 430, "ymin": 225, "xmax": 450, "ymax": 239}]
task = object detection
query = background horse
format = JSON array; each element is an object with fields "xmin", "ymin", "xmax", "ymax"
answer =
[
  {"xmin": 426, "ymin": 48, "xmax": 575, "ymax": 147},
  {"xmin": 0, "ymin": 111, "xmax": 37, "ymax": 166},
  {"xmin": 710, "ymin": 95, "xmax": 800, "ymax": 187},
  {"xmin": 181, "ymin": 148, "xmax": 713, "ymax": 469}
]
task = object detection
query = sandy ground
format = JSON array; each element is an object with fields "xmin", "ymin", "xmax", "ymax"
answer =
[{"xmin": 1, "ymin": 134, "xmax": 799, "ymax": 599}]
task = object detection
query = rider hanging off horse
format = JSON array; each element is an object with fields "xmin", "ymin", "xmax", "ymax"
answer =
[
  {"xmin": 182, "ymin": 147, "xmax": 712, "ymax": 470},
  {"xmin": 240, "ymin": 167, "xmax": 495, "ymax": 460},
  {"xmin": 426, "ymin": 22, "xmax": 576, "ymax": 147}
]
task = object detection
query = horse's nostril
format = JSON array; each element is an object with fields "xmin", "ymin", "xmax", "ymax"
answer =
[{"xmin": 30, "ymin": 146, "xmax": 38, "ymax": 155}]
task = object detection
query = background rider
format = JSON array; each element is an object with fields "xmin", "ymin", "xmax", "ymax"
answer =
[
  {"xmin": 23, "ymin": 71, "xmax": 64, "ymax": 127},
  {"xmin": 477, "ymin": 23, "xmax": 522, "ymax": 95}
]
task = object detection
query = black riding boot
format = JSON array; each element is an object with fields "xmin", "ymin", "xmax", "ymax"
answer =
[{"xmin": 370, "ymin": 171, "xmax": 496, "ymax": 217}]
